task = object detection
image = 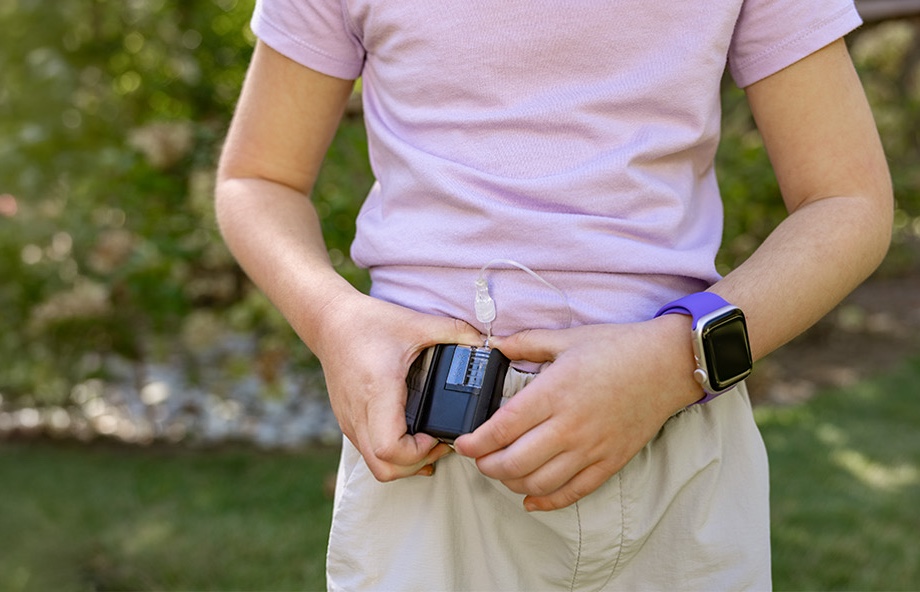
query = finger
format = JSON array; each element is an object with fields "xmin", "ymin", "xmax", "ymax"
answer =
[
  {"xmin": 472, "ymin": 419, "xmax": 565, "ymax": 481},
  {"xmin": 490, "ymin": 328, "xmax": 571, "ymax": 363},
  {"xmin": 369, "ymin": 416, "xmax": 441, "ymax": 467},
  {"xmin": 420, "ymin": 440, "xmax": 455, "ymax": 465},
  {"xmin": 453, "ymin": 386, "xmax": 553, "ymax": 458},
  {"xmin": 493, "ymin": 448, "xmax": 593, "ymax": 498},
  {"xmin": 523, "ymin": 463, "xmax": 611, "ymax": 512},
  {"xmin": 364, "ymin": 379, "xmax": 438, "ymax": 467},
  {"xmin": 412, "ymin": 446, "xmax": 455, "ymax": 478},
  {"xmin": 415, "ymin": 464, "xmax": 436, "ymax": 477},
  {"xmin": 422, "ymin": 316, "xmax": 484, "ymax": 349},
  {"xmin": 362, "ymin": 432, "xmax": 452, "ymax": 482}
]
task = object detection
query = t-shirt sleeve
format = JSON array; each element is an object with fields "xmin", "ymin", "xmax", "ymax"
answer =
[
  {"xmin": 250, "ymin": 0, "xmax": 365, "ymax": 80},
  {"xmin": 728, "ymin": 0, "xmax": 862, "ymax": 88}
]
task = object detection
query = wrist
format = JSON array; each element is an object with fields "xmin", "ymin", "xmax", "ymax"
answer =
[
  {"xmin": 285, "ymin": 272, "xmax": 364, "ymax": 354},
  {"xmin": 649, "ymin": 314, "xmax": 710, "ymax": 411},
  {"xmin": 653, "ymin": 291, "xmax": 753, "ymax": 405}
]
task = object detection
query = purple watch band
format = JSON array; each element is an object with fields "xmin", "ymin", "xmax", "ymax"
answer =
[
  {"xmin": 654, "ymin": 292, "xmax": 733, "ymax": 328},
  {"xmin": 654, "ymin": 291, "xmax": 747, "ymax": 405}
]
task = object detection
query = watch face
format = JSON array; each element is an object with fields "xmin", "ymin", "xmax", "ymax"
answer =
[{"xmin": 701, "ymin": 309, "xmax": 752, "ymax": 392}]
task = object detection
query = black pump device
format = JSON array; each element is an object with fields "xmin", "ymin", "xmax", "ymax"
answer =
[{"xmin": 406, "ymin": 344, "xmax": 509, "ymax": 442}]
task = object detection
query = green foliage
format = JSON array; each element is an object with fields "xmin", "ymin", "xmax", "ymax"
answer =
[
  {"xmin": 849, "ymin": 22, "xmax": 920, "ymax": 270},
  {"xmin": 715, "ymin": 26, "xmax": 920, "ymax": 273},
  {"xmin": 311, "ymin": 119, "xmax": 374, "ymax": 291},
  {"xmin": 715, "ymin": 82, "xmax": 785, "ymax": 274},
  {"xmin": 1, "ymin": 0, "xmax": 263, "ymax": 403}
]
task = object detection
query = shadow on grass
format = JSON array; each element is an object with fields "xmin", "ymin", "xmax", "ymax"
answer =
[{"xmin": 756, "ymin": 356, "xmax": 920, "ymax": 590}]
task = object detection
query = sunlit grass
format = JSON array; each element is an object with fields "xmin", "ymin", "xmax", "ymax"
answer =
[{"xmin": 756, "ymin": 356, "xmax": 920, "ymax": 590}]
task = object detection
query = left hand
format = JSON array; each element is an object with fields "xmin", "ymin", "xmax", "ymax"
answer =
[{"xmin": 453, "ymin": 316, "xmax": 701, "ymax": 511}]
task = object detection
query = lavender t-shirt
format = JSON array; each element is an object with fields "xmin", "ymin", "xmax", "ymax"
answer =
[{"xmin": 251, "ymin": 0, "xmax": 861, "ymax": 335}]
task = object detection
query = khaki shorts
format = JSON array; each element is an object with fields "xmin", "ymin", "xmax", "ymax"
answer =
[{"xmin": 327, "ymin": 366, "xmax": 771, "ymax": 591}]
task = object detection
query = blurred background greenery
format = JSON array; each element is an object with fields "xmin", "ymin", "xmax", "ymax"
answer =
[
  {"xmin": 0, "ymin": 0, "xmax": 918, "ymax": 410},
  {"xmin": 0, "ymin": 0, "xmax": 374, "ymax": 412},
  {"xmin": 0, "ymin": 1, "xmax": 918, "ymax": 590}
]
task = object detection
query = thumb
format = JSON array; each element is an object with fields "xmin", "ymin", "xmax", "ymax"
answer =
[
  {"xmin": 423, "ymin": 316, "xmax": 484, "ymax": 348},
  {"xmin": 490, "ymin": 328, "xmax": 567, "ymax": 364}
]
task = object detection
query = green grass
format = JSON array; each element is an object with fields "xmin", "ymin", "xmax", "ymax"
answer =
[
  {"xmin": 756, "ymin": 356, "xmax": 920, "ymax": 591},
  {"xmin": 1, "ymin": 357, "xmax": 918, "ymax": 591},
  {"xmin": 0, "ymin": 442, "xmax": 340, "ymax": 591}
]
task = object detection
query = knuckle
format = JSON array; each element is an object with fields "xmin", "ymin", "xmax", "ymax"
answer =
[
  {"xmin": 548, "ymin": 488, "xmax": 583, "ymax": 510},
  {"xmin": 567, "ymin": 484, "xmax": 590, "ymax": 503},
  {"xmin": 453, "ymin": 317, "xmax": 477, "ymax": 337},
  {"xmin": 501, "ymin": 455, "xmax": 530, "ymax": 480},
  {"xmin": 524, "ymin": 478, "xmax": 556, "ymax": 498},
  {"xmin": 500, "ymin": 479, "xmax": 529, "ymax": 495},
  {"xmin": 367, "ymin": 461, "xmax": 401, "ymax": 483},
  {"xmin": 488, "ymin": 419, "xmax": 517, "ymax": 449},
  {"xmin": 506, "ymin": 329, "xmax": 531, "ymax": 347},
  {"xmin": 372, "ymin": 441, "xmax": 399, "ymax": 463},
  {"xmin": 480, "ymin": 454, "xmax": 524, "ymax": 481},
  {"xmin": 562, "ymin": 476, "xmax": 603, "ymax": 506}
]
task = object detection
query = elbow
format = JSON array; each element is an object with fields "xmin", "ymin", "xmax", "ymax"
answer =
[{"xmin": 863, "ymin": 174, "xmax": 895, "ymax": 276}]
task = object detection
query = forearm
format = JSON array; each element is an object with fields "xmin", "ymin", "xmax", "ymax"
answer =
[
  {"xmin": 718, "ymin": 38, "xmax": 894, "ymax": 363},
  {"xmin": 215, "ymin": 177, "xmax": 357, "ymax": 350},
  {"xmin": 214, "ymin": 42, "xmax": 362, "ymax": 351},
  {"xmin": 713, "ymin": 193, "xmax": 891, "ymax": 362}
]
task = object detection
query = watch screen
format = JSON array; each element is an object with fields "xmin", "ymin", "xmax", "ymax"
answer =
[{"xmin": 702, "ymin": 310, "xmax": 752, "ymax": 391}]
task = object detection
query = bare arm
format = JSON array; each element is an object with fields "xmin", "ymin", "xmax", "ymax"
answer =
[
  {"xmin": 217, "ymin": 42, "xmax": 355, "ymax": 341},
  {"xmin": 716, "ymin": 38, "xmax": 893, "ymax": 358},
  {"xmin": 216, "ymin": 42, "xmax": 482, "ymax": 480},
  {"xmin": 454, "ymin": 38, "xmax": 893, "ymax": 510}
]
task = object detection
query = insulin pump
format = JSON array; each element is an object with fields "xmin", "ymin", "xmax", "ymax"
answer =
[
  {"xmin": 405, "ymin": 344, "xmax": 510, "ymax": 442},
  {"xmin": 405, "ymin": 259, "xmax": 569, "ymax": 442}
]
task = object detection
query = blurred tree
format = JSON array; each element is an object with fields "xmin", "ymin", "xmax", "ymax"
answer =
[{"xmin": 0, "ymin": 0, "xmax": 261, "ymax": 403}]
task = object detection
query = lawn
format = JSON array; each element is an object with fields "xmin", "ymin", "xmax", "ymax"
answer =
[
  {"xmin": 756, "ymin": 355, "xmax": 920, "ymax": 591},
  {"xmin": 0, "ymin": 442, "xmax": 340, "ymax": 591},
  {"xmin": 1, "ymin": 356, "xmax": 918, "ymax": 591}
]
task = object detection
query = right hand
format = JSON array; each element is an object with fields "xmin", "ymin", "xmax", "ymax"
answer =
[{"xmin": 307, "ymin": 290, "xmax": 483, "ymax": 482}]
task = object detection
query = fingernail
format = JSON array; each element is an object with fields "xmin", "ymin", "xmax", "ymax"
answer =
[
  {"xmin": 523, "ymin": 500, "xmax": 539, "ymax": 512},
  {"xmin": 451, "ymin": 439, "xmax": 468, "ymax": 456}
]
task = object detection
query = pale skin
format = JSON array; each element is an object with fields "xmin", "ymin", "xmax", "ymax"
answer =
[{"xmin": 217, "ymin": 38, "xmax": 892, "ymax": 510}]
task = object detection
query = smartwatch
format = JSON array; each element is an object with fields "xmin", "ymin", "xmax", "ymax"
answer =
[{"xmin": 654, "ymin": 292, "xmax": 752, "ymax": 404}]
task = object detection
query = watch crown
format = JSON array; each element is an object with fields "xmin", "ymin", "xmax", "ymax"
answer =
[{"xmin": 693, "ymin": 368, "xmax": 708, "ymax": 385}]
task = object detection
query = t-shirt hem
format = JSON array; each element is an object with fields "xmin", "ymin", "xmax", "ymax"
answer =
[
  {"xmin": 730, "ymin": 5, "xmax": 862, "ymax": 88},
  {"xmin": 251, "ymin": 3, "xmax": 363, "ymax": 80}
]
